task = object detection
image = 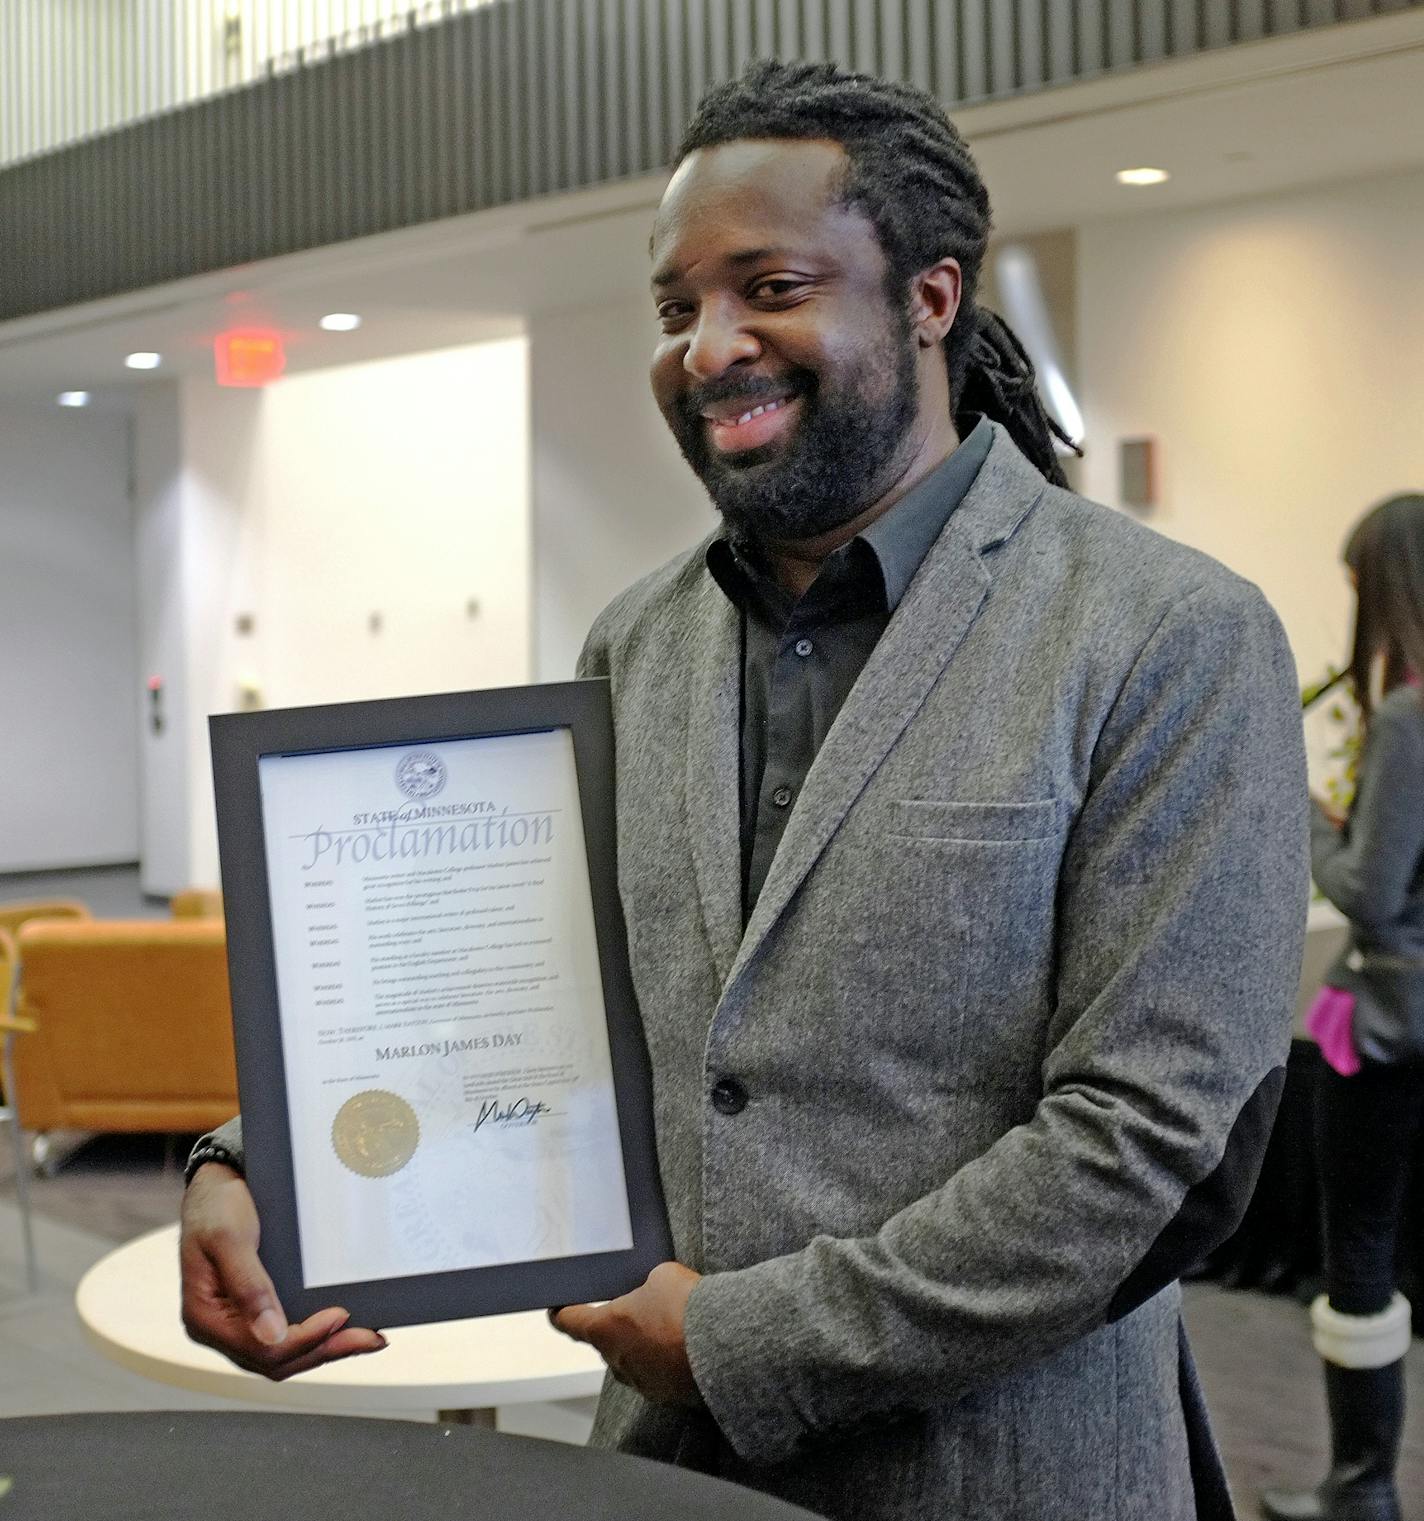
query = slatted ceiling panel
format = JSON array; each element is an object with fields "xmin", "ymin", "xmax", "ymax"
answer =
[
  {"xmin": 1101, "ymin": 0, "xmax": 1125, "ymax": 62},
  {"xmin": 623, "ymin": 0, "xmax": 638, "ymax": 184},
  {"xmin": 1136, "ymin": 0, "xmax": 1168, "ymax": 58},
  {"xmin": 1203, "ymin": 0, "xmax": 1232, "ymax": 47},
  {"xmin": 992, "ymin": 0, "xmax": 1020, "ymax": 92},
  {"xmin": 5, "ymin": 0, "xmax": 1424, "ymax": 321},
  {"xmin": 643, "ymin": 0, "xmax": 666, "ymax": 172},
  {"xmin": 609, "ymin": 0, "xmax": 630, "ymax": 184},
  {"xmin": 609, "ymin": 0, "xmax": 630, "ymax": 183},
  {"xmin": 572, "ymin": 0, "xmax": 592, "ymax": 184},
  {"xmin": 514, "ymin": 0, "xmax": 535, "ymax": 199},
  {"xmin": 530, "ymin": 0, "xmax": 553, "ymax": 196},
  {"xmin": 1016, "ymin": 0, "xmax": 1043, "ymax": 91},
  {"xmin": 903, "ymin": 2, "xmax": 931, "ymax": 89},
  {"xmin": 1237, "ymin": 0, "xmax": 1269, "ymax": 42},
  {"xmin": 753, "ymin": 0, "xmax": 772, "ymax": 54},
  {"xmin": 556, "ymin": 0, "xmax": 578, "ymax": 190},
  {"xmin": 658, "ymin": 0, "xmax": 683, "ymax": 164},
  {"xmin": 955, "ymin": 0, "xmax": 984, "ymax": 99},
  {"xmin": 437, "ymin": 15, "xmax": 463, "ymax": 214},
  {"xmin": 488, "ymin": 0, "xmax": 509, "ymax": 196},
  {"xmin": 519, "ymin": 0, "xmax": 537, "ymax": 197},
  {"xmin": 402, "ymin": 24, "xmax": 427, "ymax": 225}
]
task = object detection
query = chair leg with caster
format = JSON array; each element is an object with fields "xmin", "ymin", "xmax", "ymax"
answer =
[{"xmin": 2, "ymin": 1021, "xmax": 38, "ymax": 1294}]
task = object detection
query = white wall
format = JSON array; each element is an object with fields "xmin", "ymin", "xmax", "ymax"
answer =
[
  {"xmin": 134, "ymin": 338, "xmax": 531, "ymax": 893},
  {"xmin": 529, "ymin": 299, "xmax": 714, "ymax": 681},
  {"xmin": 1077, "ymin": 167, "xmax": 1424, "ymax": 694},
  {"xmin": 0, "ymin": 403, "xmax": 139, "ymax": 872},
  {"xmin": 133, "ymin": 383, "xmax": 192, "ymax": 894}
]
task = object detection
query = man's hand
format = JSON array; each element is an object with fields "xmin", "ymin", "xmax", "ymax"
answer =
[
  {"xmin": 179, "ymin": 1162, "xmax": 387, "ymax": 1379},
  {"xmin": 550, "ymin": 1262, "xmax": 703, "ymax": 1407}
]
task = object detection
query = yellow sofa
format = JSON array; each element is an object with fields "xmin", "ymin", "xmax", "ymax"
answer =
[
  {"xmin": 0, "ymin": 926, "xmax": 16, "ymax": 1025},
  {"xmin": 0, "ymin": 898, "xmax": 90, "ymax": 940},
  {"xmin": 0, "ymin": 900, "xmax": 89, "ymax": 1102},
  {"xmin": 10, "ymin": 919, "xmax": 238, "ymax": 1135},
  {"xmin": 0, "ymin": 924, "xmax": 37, "ymax": 1055},
  {"xmin": 169, "ymin": 887, "xmax": 223, "ymax": 920}
]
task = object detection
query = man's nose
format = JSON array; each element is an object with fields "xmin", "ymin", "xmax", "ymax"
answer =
[{"xmin": 683, "ymin": 304, "xmax": 761, "ymax": 380}]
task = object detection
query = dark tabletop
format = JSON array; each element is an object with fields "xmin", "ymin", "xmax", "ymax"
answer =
[{"xmin": 0, "ymin": 1411, "xmax": 824, "ymax": 1521}]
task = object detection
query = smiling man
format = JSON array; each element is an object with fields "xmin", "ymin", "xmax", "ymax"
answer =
[{"xmin": 179, "ymin": 60, "xmax": 1309, "ymax": 1521}]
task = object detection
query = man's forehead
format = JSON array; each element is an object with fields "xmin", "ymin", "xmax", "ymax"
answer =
[{"xmin": 650, "ymin": 138, "xmax": 856, "ymax": 277}]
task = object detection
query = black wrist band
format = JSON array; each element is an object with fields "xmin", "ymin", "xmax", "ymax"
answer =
[{"xmin": 184, "ymin": 1143, "xmax": 244, "ymax": 1187}]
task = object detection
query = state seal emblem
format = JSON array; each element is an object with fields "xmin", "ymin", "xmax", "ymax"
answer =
[
  {"xmin": 331, "ymin": 1090, "xmax": 420, "ymax": 1178},
  {"xmin": 395, "ymin": 750, "xmax": 446, "ymax": 801}
]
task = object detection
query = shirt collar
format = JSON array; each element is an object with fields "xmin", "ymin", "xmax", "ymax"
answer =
[
  {"xmin": 705, "ymin": 415, "xmax": 992, "ymax": 618},
  {"xmin": 857, "ymin": 414, "xmax": 992, "ymax": 611}
]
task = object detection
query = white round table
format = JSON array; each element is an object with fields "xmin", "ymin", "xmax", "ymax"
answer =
[{"xmin": 77, "ymin": 1225, "xmax": 608, "ymax": 1424}]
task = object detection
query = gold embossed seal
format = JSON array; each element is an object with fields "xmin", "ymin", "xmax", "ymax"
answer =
[{"xmin": 331, "ymin": 1090, "xmax": 419, "ymax": 1178}]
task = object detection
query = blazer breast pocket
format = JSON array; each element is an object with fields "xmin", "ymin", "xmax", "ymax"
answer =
[
  {"xmin": 889, "ymin": 797, "xmax": 1060, "ymax": 844},
  {"xmin": 843, "ymin": 797, "xmax": 1063, "ymax": 1089}
]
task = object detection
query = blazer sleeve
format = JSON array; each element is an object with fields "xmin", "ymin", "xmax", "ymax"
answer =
[
  {"xmin": 1310, "ymin": 691, "xmax": 1424, "ymax": 930},
  {"xmin": 681, "ymin": 579, "xmax": 1310, "ymax": 1467}
]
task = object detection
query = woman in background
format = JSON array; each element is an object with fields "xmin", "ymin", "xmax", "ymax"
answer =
[{"xmin": 1262, "ymin": 494, "xmax": 1424, "ymax": 1521}]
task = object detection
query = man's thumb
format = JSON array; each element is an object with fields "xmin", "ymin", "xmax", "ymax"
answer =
[{"xmin": 250, "ymin": 1307, "xmax": 287, "ymax": 1346}]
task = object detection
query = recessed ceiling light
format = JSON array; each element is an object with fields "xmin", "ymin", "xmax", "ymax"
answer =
[
  {"xmin": 57, "ymin": 391, "xmax": 91, "ymax": 407},
  {"xmin": 1116, "ymin": 167, "xmax": 1171, "ymax": 187},
  {"xmin": 125, "ymin": 351, "xmax": 162, "ymax": 369},
  {"xmin": 319, "ymin": 312, "xmax": 362, "ymax": 332}
]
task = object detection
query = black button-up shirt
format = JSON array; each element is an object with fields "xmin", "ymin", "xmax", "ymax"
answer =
[{"xmin": 706, "ymin": 417, "xmax": 993, "ymax": 918}]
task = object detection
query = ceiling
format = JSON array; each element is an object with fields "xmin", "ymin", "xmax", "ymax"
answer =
[{"xmin": 1, "ymin": 8, "xmax": 1420, "ymax": 410}]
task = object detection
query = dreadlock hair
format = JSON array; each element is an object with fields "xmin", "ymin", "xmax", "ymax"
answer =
[
  {"xmin": 675, "ymin": 59, "xmax": 1078, "ymax": 488},
  {"xmin": 1342, "ymin": 493, "xmax": 1424, "ymax": 724}
]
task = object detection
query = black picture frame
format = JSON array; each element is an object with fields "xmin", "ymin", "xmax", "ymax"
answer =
[{"xmin": 209, "ymin": 679, "xmax": 672, "ymax": 1329}]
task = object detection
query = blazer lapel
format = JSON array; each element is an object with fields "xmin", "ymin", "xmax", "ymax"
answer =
[
  {"xmin": 683, "ymin": 574, "xmax": 745, "ymax": 989},
  {"xmin": 724, "ymin": 426, "xmax": 1047, "ymax": 996}
]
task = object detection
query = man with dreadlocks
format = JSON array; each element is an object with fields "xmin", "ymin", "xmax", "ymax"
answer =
[{"xmin": 180, "ymin": 60, "xmax": 1308, "ymax": 1521}]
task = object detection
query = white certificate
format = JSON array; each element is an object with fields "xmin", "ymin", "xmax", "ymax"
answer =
[{"xmin": 258, "ymin": 727, "xmax": 634, "ymax": 1289}]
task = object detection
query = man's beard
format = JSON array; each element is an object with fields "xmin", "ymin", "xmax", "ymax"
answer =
[{"xmin": 666, "ymin": 317, "xmax": 920, "ymax": 547}]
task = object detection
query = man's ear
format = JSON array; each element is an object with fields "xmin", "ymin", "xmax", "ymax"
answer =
[{"xmin": 910, "ymin": 258, "xmax": 962, "ymax": 349}]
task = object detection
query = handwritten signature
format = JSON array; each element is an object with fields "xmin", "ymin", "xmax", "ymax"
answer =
[{"xmin": 473, "ymin": 1096, "xmax": 550, "ymax": 1134}]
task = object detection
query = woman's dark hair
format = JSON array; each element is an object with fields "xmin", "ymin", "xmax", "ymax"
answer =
[
  {"xmin": 675, "ymin": 58, "xmax": 1078, "ymax": 487},
  {"xmin": 1343, "ymin": 494, "xmax": 1424, "ymax": 721}
]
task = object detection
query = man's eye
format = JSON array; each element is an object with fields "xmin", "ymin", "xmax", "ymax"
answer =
[
  {"xmin": 752, "ymin": 279, "xmax": 803, "ymax": 300},
  {"xmin": 657, "ymin": 302, "xmax": 692, "ymax": 324}
]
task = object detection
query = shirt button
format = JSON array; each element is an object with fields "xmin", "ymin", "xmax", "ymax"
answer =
[
  {"xmin": 794, "ymin": 637, "xmax": 814, "ymax": 658},
  {"xmin": 772, "ymin": 785, "xmax": 794, "ymax": 808},
  {"xmin": 710, "ymin": 1077, "xmax": 748, "ymax": 1115}
]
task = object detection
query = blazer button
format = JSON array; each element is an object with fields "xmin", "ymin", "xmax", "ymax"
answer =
[{"xmin": 710, "ymin": 1077, "xmax": 748, "ymax": 1115}]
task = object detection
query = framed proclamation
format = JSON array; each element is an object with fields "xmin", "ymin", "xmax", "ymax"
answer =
[{"xmin": 209, "ymin": 680, "xmax": 673, "ymax": 1329}]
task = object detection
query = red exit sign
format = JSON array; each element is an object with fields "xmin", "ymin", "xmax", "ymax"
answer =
[{"xmin": 214, "ymin": 328, "xmax": 286, "ymax": 387}]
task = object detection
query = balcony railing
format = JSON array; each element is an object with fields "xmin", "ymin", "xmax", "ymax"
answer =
[{"xmin": 1, "ymin": 1, "xmax": 498, "ymax": 169}]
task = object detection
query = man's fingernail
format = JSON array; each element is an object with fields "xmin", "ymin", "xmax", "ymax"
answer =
[{"xmin": 252, "ymin": 1309, "xmax": 287, "ymax": 1346}]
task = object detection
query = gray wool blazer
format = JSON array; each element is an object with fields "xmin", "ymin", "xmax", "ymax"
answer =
[
  {"xmin": 574, "ymin": 425, "xmax": 1310, "ymax": 1519},
  {"xmin": 198, "ymin": 426, "xmax": 1308, "ymax": 1519}
]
